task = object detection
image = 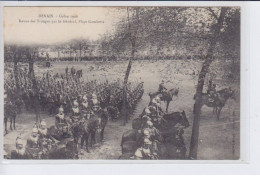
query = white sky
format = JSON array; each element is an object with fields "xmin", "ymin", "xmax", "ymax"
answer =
[{"xmin": 4, "ymin": 7, "xmax": 125, "ymax": 45}]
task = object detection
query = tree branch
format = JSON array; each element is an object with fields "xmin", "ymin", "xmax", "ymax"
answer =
[{"xmin": 207, "ymin": 7, "xmax": 219, "ymax": 21}]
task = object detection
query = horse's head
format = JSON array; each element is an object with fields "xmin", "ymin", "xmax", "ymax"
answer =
[{"xmin": 180, "ymin": 110, "xmax": 189, "ymax": 128}]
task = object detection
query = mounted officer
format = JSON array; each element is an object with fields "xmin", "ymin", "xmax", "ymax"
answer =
[
  {"xmin": 133, "ymin": 138, "xmax": 158, "ymax": 160},
  {"xmin": 148, "ymin": 105, "xmax": 162, "ymax": 125},
  {"xmin": 81, "ymin": 94, "xmax": 89, "ymax": 115},
  {"xmin": 55, "ymin": 106, "xmax": 69, "ymax": 138},
  {"xmin": 208, "ymin": 83, "xmax": 217, "ymax": 103},
  {"xmin": 158, "ymin": 80, "xmax": 167, "ymax": 95},
  {"xmin": 144, "ymin": 121, "xmax": 161, "ymax": 142},
  {"xmin": 71, "ymin": 100, "xmax": 81, "ymax": 123}
]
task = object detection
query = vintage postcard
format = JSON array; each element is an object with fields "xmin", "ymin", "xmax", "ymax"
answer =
[{"xmin": 3, "ymin": 6, "xmax": 240, "ymax": 160}]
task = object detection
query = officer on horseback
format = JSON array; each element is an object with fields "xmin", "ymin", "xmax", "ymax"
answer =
[
  {"xmin": 81, "ymin": 94, "xmax": 89, "ymax": 115},
  {"xmin": 134, "ymin": 138, "xmax": 158, "ymax": 160},
  {"xmin": 55, "ymin": 106, "xmax": 70, "ymax": 137},
  {"xmin": 208, "ymin": 83, "xmax": 217, "ymax": 103},
  {"xmin": 71, "ymin": 100, "xmax": 80, "ymax": 122},
  {"xmin": 145, "ymin": 121, "xmax": 161, "ymax": 142},
  {"xmin": 158, "ymin": 80, "xmax": 167, "ymax": 95}
]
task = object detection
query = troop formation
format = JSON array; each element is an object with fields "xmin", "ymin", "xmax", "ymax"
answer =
[
  {"xmin": 120, "ymin": 84, "xmax": 190, "ymax": 160},
  {"xmin": 4, "ymin": 64, "xmax": 144, "ymax": 159}
]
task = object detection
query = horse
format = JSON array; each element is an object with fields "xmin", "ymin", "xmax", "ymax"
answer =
[
  {"xmin": 149, "ymin": 87, "xmax": 179, "ymax": 113},
  {"xmin": 80, "ymin": 110, "xmax": 108, "ymax": 152},
  {"xmin": 122, "ymin": 111, "xmax": 189, "ymax": 150},
  {"xmin": 195, "ymin": 87, "xmax": 235, "ymax": 120},
  {"xmin": 132, "ymin": 110, "xmax": 189, "ymax": 131},
  {"xmin": 80, "ymin": 115, "xmax": 102, "ymax": 153}
]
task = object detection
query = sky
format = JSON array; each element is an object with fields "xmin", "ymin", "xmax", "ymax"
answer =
[{"xmin": 4, "ymin": 7, "xmax": 125, "ymax": 45}]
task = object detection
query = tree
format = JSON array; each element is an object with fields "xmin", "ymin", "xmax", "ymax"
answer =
[
  {"xmin": 189, "ymin": 7, "xmax": 228, "ymax": 159},
  {"xmin": 121, "ymin": 7, "xmax": 140, "ymax": 125},
  {"xmin": 4, "ymin": 45, "xmax": 24, "ymax": 91},
  {"xmin": 24, "ymin": 46, "xmax": 41, "ymax": 123}
]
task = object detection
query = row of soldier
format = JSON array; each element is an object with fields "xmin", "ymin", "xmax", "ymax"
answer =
[
  {"xmin": 4, "ymin": 65, "xmax": 144, "ymax": 119},
  {"xmin": 131, "ymin": 95, "xmax": 164, "ymax": 159}
]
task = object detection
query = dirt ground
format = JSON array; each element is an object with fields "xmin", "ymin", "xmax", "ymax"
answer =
[{"xmin": 4, "ymin": 60, "xmax": 240, "ymax": 160}]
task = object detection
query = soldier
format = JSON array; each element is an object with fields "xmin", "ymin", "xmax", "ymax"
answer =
[
  {"xmin": 90, "ymin": 93, "xmax": 100, "ymax": 108},
  {"xmin": 11, "ymin": 136, "xmax": 28, "ymax": 159},
  {"xmin": 38, "ymin": 120, "xmax": 48, "ymax": 138},
  {"xmin": 71, "ymin": 100, "xmax": 81, "ymax": 123},
  {"xmin": 207, "ymin": 80, "xmax": 213, "ymax": 94},
  {"xmin": 145, "ymin": 121, "xmax": 161, "ymax": 142},
  {"xmin": 141, "ymin": 107, "xmax": 152, "ymax": 117},
  {"xmin": 55, "ymin": 106, "xmax": 68, "ymax": 132},
  {"xmin": 158, "ymin": 80, "xmax": 167, "ymax": 95},
  {"xmin": 133, "ymin": 138, "xmax": 158, "ymax": 160},
  {"xmin": 147, "ymin": 105, "xmax": 160, "ymax": 124},
  {"xmin": 208, "ymin": 83, "xmax": 217, "ymax": 103},
  {"xmin": 27, "ymin": 125, "xmax": 40, "ymax": 148},
  {"xmin": 81, "ymin": 94, "xmax": 89, "ymax": 115}
]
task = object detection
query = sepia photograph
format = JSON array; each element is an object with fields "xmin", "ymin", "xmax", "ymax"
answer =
[{"xmin": 3, "ymin": 6, "xmax": 240, "ymax": 160}]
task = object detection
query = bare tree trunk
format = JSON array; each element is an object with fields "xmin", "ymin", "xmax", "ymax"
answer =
[
  {"xmin": 121, "ymin": 8, "xmax": 139, "ymax": 126},
  {"xmin": 189, "ymin": 7, "xmax": 227, "ymax": 159},
  {"xmin": 27, "ymin": 51, "xmax": 41, "ymax": 123}
]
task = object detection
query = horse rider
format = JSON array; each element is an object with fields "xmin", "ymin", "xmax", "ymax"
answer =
[
  {"xmin": 38, "ymin": 120, "xmax": 48, "ymax": 138},
  {"xmin": 55, "ymin": 106, "xmax": 67, "ymax": 127},
  {"xmin": 208, "ymin": 83, "xmax": 217, "ymax": 103},
  {"xmin": 145, "ymin": 121, "xmax": 161, "ymax": 142},
  {"xmin": 158, "ymin": 80, "xmax": 167, "ymax": 95},
  {"xmin": 55, "ymin": 106, "xmax": 70, "ymax": 138},
  {"xmin": 81, "ymin": 94, "xmax": 90, "ymax": 115},
  {"xmin": 27, "ymin": 125, "xmax": 40, "ymax": 148},
  {"xmin": 150, "ymin": 96, "xmax": 164, "ymax": 116},
  {"xmin": 148, "ymin": 105, "xmax": 162, "ymax": 125},
  {"xmin": 90, "ymin": 93, "xmax": 100, "ymax": 108},
  {"xmin": 71, "ymin": 100, "xmax": 81, "ymax": 123},
  {"xmin": 133, "ymin": 138, "xmax": 158, "ymax": 160},
  {"xmin": 207, "ymin": 80, "xmax": 213, "ymax": 94},
  {"xmin": 11, "ymin": 136, "xmax": 28, "ymax": 159}
]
